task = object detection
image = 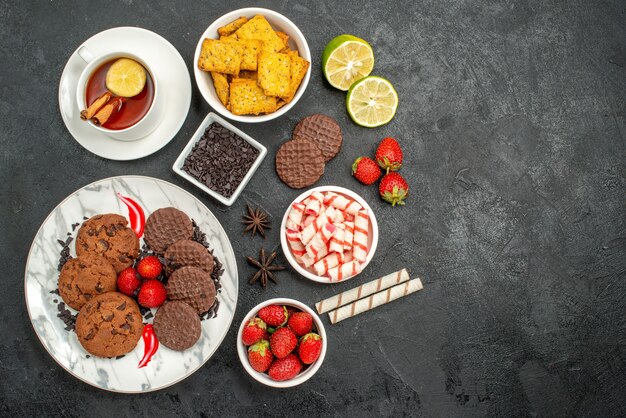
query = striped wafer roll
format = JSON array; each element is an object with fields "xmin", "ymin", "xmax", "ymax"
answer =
[
  {"xmin": 333, "ymin": 209, "xmax": 345, "ymax": 224},
  {"xmin": 313, "ymin": 251, "xmax": 350, "ymax": 276},
  {"xmin": 301, "ymin": 253, "xmax": 315, "ymax": 268},
  {"xmin": 343, "ymin": 221, "xmax": 354, "ymax": 251},
  {"xmin": 328, "ymin": 227, "xmax": 345, "ymax": 253},
  {"xmin": 352, "ymin": 210, "xmax": 369, "ymax": 263},
  {"xmin": 286, "ymin": 229, "xmax": 306, "ymax": 258},
  {"xmin": 327, "ymin": 260, "xmax": 362, "ymax": 281},
  {"xmin": 286, "ymin": 202, "xmax": 306, "ymax": 231},
  {"xmin": 300, "ymin": 211, "xmax": 331, "ymax": 245},
  {"xmin": 305, "ymin": 224, "xmax": 335, "ymax": 258},
  {"xmin": 302, "ymin": 214, "xmax": 315, "ymax": 228},
  {"xmin": 324, "ymin": 192, "xmax": 363, "ymax": 216},
  {"xmin": 301, "ymin": 241, "xmax": 329, "ymax": 267},
  {"xmin": 305, "ymin": 192, "xmax": 324, "ymax": 216},
  {"xmin": 328, "ymin": 278, "xmax": 423, "ymax": 324},
  {"xmin": 315, "ymin": 268, "xmax": 410, "ymax": 313}
]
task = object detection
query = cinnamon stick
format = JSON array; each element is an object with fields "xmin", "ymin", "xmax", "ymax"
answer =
[
  {"xmin": 80, "ymin": 92, "xmax": 112, "ymax": 120},
  {"xmin": 92, "ymin": 97, "xmax": 125, "ymax": 126}
]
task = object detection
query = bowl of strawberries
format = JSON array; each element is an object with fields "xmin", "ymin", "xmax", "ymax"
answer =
[{"xmin": 237, "ymin": 298, "xmax": 327, "ymax": 387}]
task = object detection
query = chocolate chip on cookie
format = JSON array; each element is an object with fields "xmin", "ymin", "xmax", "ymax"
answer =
[{"xmin": 58, "ymin": 253, "xmax": 117, "ymax": 310}]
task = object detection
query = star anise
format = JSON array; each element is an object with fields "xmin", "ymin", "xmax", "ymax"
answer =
[
  {"xmin": 242, "ymin": 205, "xmax": 271, "ymax": 238},
  {"xmin": 247, "ymin": 248, "xmax": 285, "ymax": 288}
]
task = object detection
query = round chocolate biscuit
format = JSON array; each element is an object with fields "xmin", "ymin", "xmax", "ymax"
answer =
[
  {"xmin": 275, "ymin": 139, "xmax": 325, "ymax": 189},
  {"xmin": 143, "ymin": 207, "xmax": 193, "ymax": 254},
  {"xmin": 153, "ymin": 301, "xmax": 201, "ymax": 351},
  {"xmin": 58, "ymin": 253, "xmax": 117, "ymax": 310},
  {"xmin": 76, "ymin": 214, "xmax": 140, "ymax": 273},
  {"xmin": 166, "ymin": 266, "xmax": 217, "ymax": 314},
  {"xmin": 164, "ymin": 239, "xmax": 214, "ymax": 276},
  {"xmin": 292, "ymin": 114, "xmax": 343, "ymax": 162},
  {"xmin": 75, "ymin": 292, "xmax": 143, "ymax": 358}
]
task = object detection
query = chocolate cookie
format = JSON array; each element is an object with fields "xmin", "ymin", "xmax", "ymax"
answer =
[
  {"xmin": 292, "ymin": 114, "xmax": 343, "ymax": 161},
  {"xmin": 76, "ymin": 214, "xmax": 139, "ymax": 273},
  {"xmin": 58, "ymin": 253, "xmax": 117, "ymax": 310},
  {"xmin": 153, "ymin": 301, "xmax": 201, "ymax": 351},
  {"xmin": 275, "ymin": 139, "xmax": 325, "ymax": 189},
  {"xmin": 164, "ymin": 239, "xmax": 214, "ymax": 276},
  {"xmin": 75, "ymin": 292, "xmax": 143, "ymax": 358},
  {"xmin": 144, "ymin": 207, "xmax": 193, "ymax": 254},
  {"xmin": 166, "ymin": 266, "xmax": 217, "ymax": 314}
]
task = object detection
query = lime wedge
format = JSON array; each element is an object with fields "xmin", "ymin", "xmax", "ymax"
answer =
[
  {"xmin": 322, "ymin": 34, "xmax": 374, "ymax": 91},
  {"xmin": 346, "ymin": 76, "xmax": 398, "ymax": 128},
  {"xmin": 106, "ymin": 58, "xmax": 147, "ymax": 98}
]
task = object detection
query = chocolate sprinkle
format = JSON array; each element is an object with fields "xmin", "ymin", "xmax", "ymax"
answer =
[{"xmin": 182, "ymin": 122, "xmax": 259, "ymax": 198}]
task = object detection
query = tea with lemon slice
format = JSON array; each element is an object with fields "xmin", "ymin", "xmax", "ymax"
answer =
[{"xmin": 84, "ymin": 57, "xmax": 154, "ymax": 130}]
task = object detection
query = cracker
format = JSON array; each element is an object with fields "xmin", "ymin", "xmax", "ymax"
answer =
[
  {"xmin": 219, "ymin": 33, "xmax": 238, "ymax": 41},
  {"xmin": 235, "ymin": 15, "xmax": 284, "ymax": 54},
  {"xmin": 238, "ymin": 70, "xmax": 258, "ymax": 80},
  {"xmin": 285, "ymin": 49, "xmax": 299, "ymax": 58},
  {"xmin": 217, "ymin": 16, "xmax": 248, "ymax": 37},
  {"xmin": 198, "ymin": 39, "xmax": 243, "ymax": 75},
  {"xmin": 229, "ymin": 78, "xmax": 278, "ymax": 115},
  {"xmin": 282, "ymin": 54, "xmax": 310, "ymax": 102},
  {"xmin": 275, "ymin": 31, "xmax": 290, "ymax": 48},
  {"xmin": 238, "ymin": 39, "xmax": 263, "ymax": 71},
  {"xmin": 257, "ymin": 52, "xmax": 292, "ymax": 98},
  {"xmin": 210, "ymin": 72, "xmax": 230, "ymax": 107}
]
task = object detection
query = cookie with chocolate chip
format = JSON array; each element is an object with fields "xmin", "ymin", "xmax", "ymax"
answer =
[
  {"xmin": 76, "ymin": 214, "xmax": 139, "ymax": 273},
  {"xmin": 75, "ymin": 292, "xmax": 143, "ymax": 358},
  {"xmin": 58, "ymin": 253, "xmax": 117, "ymax": 310}
]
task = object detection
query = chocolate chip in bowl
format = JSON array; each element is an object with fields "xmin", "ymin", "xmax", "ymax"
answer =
[{"xmin": 172, "ymin": 112, "xmax": 267, "ymax": 206}]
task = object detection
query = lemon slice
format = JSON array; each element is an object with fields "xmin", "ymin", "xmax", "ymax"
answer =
[
  {"xmin": 105, "ymin": 58, "xmax": 147, "ymax": 98},
  {"xmin": 322, "ymin": 34, "xmax": 374, "ymax": 91},
  {"xmin": 346, "ymin": 76, "xmax": 398, "ymax": 128}
]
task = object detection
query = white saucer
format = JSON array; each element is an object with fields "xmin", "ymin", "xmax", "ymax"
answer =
[{"xmin": 58, "ymin": 27, "xmax": 191, "ymax": 161}]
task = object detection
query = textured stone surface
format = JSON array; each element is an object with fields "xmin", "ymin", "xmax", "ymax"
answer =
[{"xmin": 1, "ymin": 0, "xmax": 625, "ymax": 416}]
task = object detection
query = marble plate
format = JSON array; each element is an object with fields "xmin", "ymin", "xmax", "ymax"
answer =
[{"xmin": 24, "ymin": 176, "xmax": 238, "ymax": 393}]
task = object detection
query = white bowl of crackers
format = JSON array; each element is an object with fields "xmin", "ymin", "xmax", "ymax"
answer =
[
  {"xmin": 194, "ymin": 8, "xmax": 311, "ymax": 123},
  {"xmin": 280, "ymin": 186, "xmax": 379, "ymax": 284}
]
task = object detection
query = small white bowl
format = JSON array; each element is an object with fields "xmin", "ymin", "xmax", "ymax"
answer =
[
  {"xmin": 280, "ymin": 186, "xmax": 379, "ymax": 283},
  {"xmin": 172, "ymin": 112, "xmax": 267, "ymax": 206},
  {"xmin": 237, "ymin": 298, "xmax": 327, "ymax": 388},
  {"xmin": 193, "ymin": 7, "xmax": 311, "ymax": 123}
]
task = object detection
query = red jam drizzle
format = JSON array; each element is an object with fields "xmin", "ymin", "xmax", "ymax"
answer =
[
  {"xmin": 116, "ymin": 192, "xmax": 145, "ymax": 238},
  {"xmin": 138, "ymin": 324, "xmax": 159, "ymax": 368}
]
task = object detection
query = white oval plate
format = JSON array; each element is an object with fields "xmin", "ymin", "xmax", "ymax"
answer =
[
  {"xmin": 58, "ymin": 27, "xmax": 191, "ymax": 160},
  {"xmin": 24, "ymin": 176, "xmax": 238, "ymax": 393}
]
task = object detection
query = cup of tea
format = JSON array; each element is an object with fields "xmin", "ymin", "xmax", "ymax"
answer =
[{"xmin": 75, "ymin": 47, "xmax": 163, "ymax": 141}]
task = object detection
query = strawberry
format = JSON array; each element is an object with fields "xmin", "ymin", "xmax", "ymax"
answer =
[
  {"xmin": 352, "ymin": 157, "xmax": 382, "ymax": 185},
  {"xmin": 258, "ymin": 305, "xmax": 288, "ymax": 327},
  {"xmin": 248, "ymin": 339, "xmax": 274, "ymax": 373},
  {"xmin": 242, "ymin": 317, "xmax": 268, "ymax": 346},
  {"xmin": 270, "ymin": 327, "xmax": 298, "ymax": 358},
  {"xmin": 379, "ymin": 172, "xmax": 409, "ymax": 206},
  {"xmin": 287, "ymin": 311, "xmax": 313, "ymax": 337},
  {"xmin": 298, "ymin": 333, "xmax": 323, "ymax": 364},
  {"xmin": 375, "ymin": 137, "xmax": 403, "ymax": 172},
  {"xmin": 136, "ymin": 256, "xmax": 162, "ymax": 279},
  {"xmin": 137, "ymin": 280, "xmax": 167, "ymax": 308},
  {"xmin": 268, "ymin": 354, "xmax": 302, "ymax": 381},
  {"xmin": 117, "ymin": 267, "xmax": 141, "ymax": 297}
]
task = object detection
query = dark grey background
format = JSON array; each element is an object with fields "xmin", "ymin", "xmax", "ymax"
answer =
[{"xmin": 1, "ymin": 0, "xmax": 625, "ymax": 416}]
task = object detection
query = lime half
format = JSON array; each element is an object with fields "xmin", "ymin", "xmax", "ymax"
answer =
[
  {"xmin": 346, "ymin": 76, "xmax": 398, "ymax": 128},
  {"xmin": 322, "ymin": 34, "xmax": 374, "ymax": 91}
]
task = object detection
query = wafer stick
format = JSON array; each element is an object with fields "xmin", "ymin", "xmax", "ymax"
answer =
[
  {"xmin": 327, "ymin": 278, "xmax": 423, "ymax": 324},
  {"xmin": 315, "ymin": 268, "xmax": 410, "ymax": 314}
]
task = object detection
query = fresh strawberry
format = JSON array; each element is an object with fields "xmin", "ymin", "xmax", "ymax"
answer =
[
  {"xmin": 298, "ymin": 333, "xmax": 323, "ymax": 364},
  {"xmin": 352, "ymin": 157, "xmax": 382, "ymax": 185},
  {"xmin": 248, "ymin": 339, "xmax": 274, "ymax": 373},
  {"xmin": 375, "ymin": 137, "xmax": 403, "ymax": 172},
  {"xmin": 268, "ymin": 354, "xmax": 302, "ymax": 381},
  {"xmin": 136, "ymin": 256, "xmax": 162, "ymax": 279},
  {"xmin": 379, "ymin": 172, "xmax": 409, "ymax": 206},
  {"xmin": 137, "ymin": 280, "xmax": 167, "ymax": 308},
  {"xmin": 242, "ymin": 317, "xmax": 268, "ymax": 346},
  {"xmin": 258, "ymin": 305, "xmax": 288, "ymax": 327},
  {"xmin": 285, "ymin": 306, "xmax": 298, "ymax": 318},
  {"xmin": 117, "ymin": 267, "xmax": 141, "ymax": 297},
  {"xmin": 270, "ymin": 327, "xmax": 298, "ymax": 358},
  {"xmin": 287, "ymin": 312, "xmax": 313, "ymax": 337}
]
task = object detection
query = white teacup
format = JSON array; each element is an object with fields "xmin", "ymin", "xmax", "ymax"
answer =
[{"xmin": 75, "ymin": 47, "xmax": 163, "ymax": 141}]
